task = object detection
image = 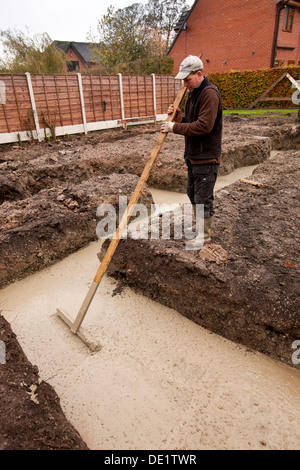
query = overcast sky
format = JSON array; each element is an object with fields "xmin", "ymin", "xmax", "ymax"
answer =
[{"xmin": 0, "ymin": 0, "xmax": 195, "ymax": 44}]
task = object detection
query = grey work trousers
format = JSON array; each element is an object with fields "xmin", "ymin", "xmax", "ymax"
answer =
[{"xmin": 186, "ymin": 160, "xmax": 219, "ymax": 218}]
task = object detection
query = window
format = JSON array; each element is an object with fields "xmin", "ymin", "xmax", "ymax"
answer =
[
  {"xmin": 67, "ymin": 61, "xmax": 80, "ymax": 72},
  {"xmin": 274, "ymin": 59, "xmax": 285, "ymax": 67},
  {"xmin": 283, "ymin": 7, "xmax": 295, "ymax": 32}
]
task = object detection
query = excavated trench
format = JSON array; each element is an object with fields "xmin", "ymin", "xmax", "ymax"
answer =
[
  {"xmin": 100, "ymin": 148, "xmax": 299, "ymax": 367},
  {"xmin": 0, "ymin": 115, "xmax": 299, "ymax": 364},
  {"xmin": 0, "ymin": 114, "xmax": 300, "ymax": 450}
]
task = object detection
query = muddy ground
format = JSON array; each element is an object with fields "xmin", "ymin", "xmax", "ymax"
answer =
[
  {"xmin": 0, "ymin": 114, "xmax": 299, "ymax": 450},
  {"xmin": 101, "ymin": 149, "xmax": 299, "ymax": 367},
  {"xmin": 0, "ymin": 314, "xmax": 88, "ymax": 450}
]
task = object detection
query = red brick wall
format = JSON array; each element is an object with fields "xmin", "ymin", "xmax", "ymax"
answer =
[
  {"xmin": 276, "ymin": 7, "xmax": 300, "ymax": 65},
  {"xmin": 170, "ymin": 0, "xmax": 278, "ymax": 74}
]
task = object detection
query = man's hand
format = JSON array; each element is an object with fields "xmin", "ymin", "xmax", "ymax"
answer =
[
  {"xmin": 160, "ymin": 121, "xmax": 175, "ymax": 133},
  {"xmin": 168, "ymin": 104, "xmax": 181, "ymax": 122}
]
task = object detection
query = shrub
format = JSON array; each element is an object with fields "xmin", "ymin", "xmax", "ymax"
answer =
[{"xmin": 208, "ymin": 66, "xmax": 300, "ymax": 109}]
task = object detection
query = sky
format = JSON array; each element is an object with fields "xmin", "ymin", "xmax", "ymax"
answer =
[{"xmin": 0, "ymin": 0, "xmax": 195, "ymax": 45}]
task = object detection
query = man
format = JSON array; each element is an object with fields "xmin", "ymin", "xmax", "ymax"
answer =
[{"xmin": 161, "ymin": 55, "xmax": 222, "ymax": 249}]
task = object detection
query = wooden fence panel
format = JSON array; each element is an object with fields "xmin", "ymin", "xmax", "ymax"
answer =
[
  {"xmin": 122, "ymin": 75, "xmax": 155, "ymax": 120},
  {"xmin": 0, "ymin": 75, "xmax": 32, "ymax": 133},
  {"xmin": 32, "ymin": 74, "xmax": 83, "ymax": 129},
  {"xmin": 0, "ymin": 73, "xmax": 181, "ymax": 143},
  {"xmin": 155, "ymin": 75, "xmax": 181, "ymax": 115},
  {"xmin": 81, "ymin": 74, "xmax": 121, "ymax": 123}
]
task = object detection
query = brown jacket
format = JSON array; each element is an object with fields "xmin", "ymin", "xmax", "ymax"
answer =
[{"xmin": 173, "ymin": 77, "xmax": 222, "ymax": 164}]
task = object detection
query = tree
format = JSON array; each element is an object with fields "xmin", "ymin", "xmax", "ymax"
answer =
[
  {"xmin": 91, "ymin": 4, "xmax": 148, "ymax": 71},
  {"xmin": 145, "ymin": 0, "xmax": 189, "ymax": 53},
  {"xmin": 89, "ymin": 0, "xmax": 189, "ymax": 74},
  {"xmin": 0, "ymin": 29, "xmax": 66, "ymax": 74}
]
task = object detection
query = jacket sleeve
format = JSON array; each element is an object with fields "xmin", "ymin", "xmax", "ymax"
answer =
[{"xmin": 173, "ymin": 89, "xmax": 220, "ymax": 136}]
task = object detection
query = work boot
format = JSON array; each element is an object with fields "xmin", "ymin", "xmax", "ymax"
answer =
[
  {"xmin": 185, "ymin": 216, "xmax": 213, "ymax": 250},
  {"xmin": 185, "ymin": 216, "xmax": 204, "ymax": 250},
  {"xmin": 203, "ymin": 216, "xmax": 213, "ymax": 244}
]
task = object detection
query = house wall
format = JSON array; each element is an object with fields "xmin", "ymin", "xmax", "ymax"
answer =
[
  {"xmin": 64, "ymin": 46, "xmax": 86, "ymax": 72},
  {"xmin": 169, "ymin": 0, "xmax": 278, "ymax": 74},
  {"xmin": 276, "ymin": 6, "xmax": 300, "ymax": 66}
]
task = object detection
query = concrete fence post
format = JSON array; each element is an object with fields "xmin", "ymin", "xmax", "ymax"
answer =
[
  {"xmin": 25, "ymin": 72, "xmax": 42, "ymax": 142},
  {"xmin": 0, "ymin": 80, "xmax": 6, "ymax": 104},
  {"xmin": 151, "ymin": 73, "xmax": 157, "ymax": 125},
  {"xmin": 77, "ymin": 73, "xmax": 88, "ymax": 135},
  {"xmin": 118, "ymin": 73, "xmax": 126, "ymax": 129}
]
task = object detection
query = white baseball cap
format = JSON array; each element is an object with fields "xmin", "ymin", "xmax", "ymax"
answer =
[{"xmin": 175, "ymin": 55, "xmax": 204, "ymax": 80}]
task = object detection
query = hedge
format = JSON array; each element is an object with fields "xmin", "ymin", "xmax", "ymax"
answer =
[{"xmin": 207, "ymin": 66, "xmax": 300, "ymax": 109}]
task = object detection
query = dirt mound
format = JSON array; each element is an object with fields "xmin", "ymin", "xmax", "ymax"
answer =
[
  {"xmin": 0, "ymin": 314, "xmax": 88, "ymax": 450},
  {"xmin": 1, "ymin": 117, "xmax": 299, "ymax": 203},
  {"xmin": 0, "ymin": 173, "xmax": 153, "ymax": 288}
]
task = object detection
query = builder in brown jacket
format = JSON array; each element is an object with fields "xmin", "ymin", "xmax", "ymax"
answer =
[{"xmin": 161, "ymin": 55, "xmax": 222, "ymax": 249}]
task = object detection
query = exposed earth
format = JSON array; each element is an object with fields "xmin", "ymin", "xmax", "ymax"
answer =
[{"xmin": 0, "ymin": 113, "xmax": 299, "ymax": 450}]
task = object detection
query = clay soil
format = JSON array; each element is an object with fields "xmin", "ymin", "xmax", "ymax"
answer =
[{"xmin": 0, "ymin": 113, "xmax": 299, "ymax": 450}]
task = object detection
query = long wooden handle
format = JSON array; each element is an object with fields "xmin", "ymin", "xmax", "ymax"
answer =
[
  {"xmin": 94, "ymin": 85, "xmax": 187, "ymax": 284},
  {"xmin": 71, "ymin": 85, "xmax": 187, "ymax": 333}
]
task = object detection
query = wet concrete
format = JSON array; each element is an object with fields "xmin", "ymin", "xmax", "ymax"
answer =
[{"xmin": 1, "ymin": 237, "xmax": 299, "ymax": 450}]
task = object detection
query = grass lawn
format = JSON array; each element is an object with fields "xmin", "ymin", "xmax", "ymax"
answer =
[{"xmin": 223, "ymin": 108, "xmax": 299, "ymax": 117}]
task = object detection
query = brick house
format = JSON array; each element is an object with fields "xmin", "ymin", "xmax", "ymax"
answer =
[
  {"xmin": 55, "ymin": 41, "xmax": 99, "ymax": 72},
  {"xmin": 169, "ymin": 0, "xmax": 300, "ymax": 74}
]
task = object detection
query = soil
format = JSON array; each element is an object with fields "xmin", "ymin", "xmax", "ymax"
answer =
[
  {"xmin": 0, "ymin": 314, "xmax": 88, "ymax": 450},
  {"xmin": 0, "ymin": 114, "xmax": 299, "ymax": 450}
]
